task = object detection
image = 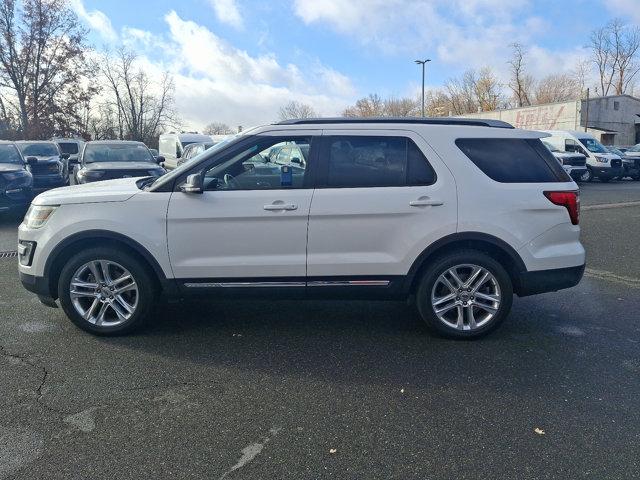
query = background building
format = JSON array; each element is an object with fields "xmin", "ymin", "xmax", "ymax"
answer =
[{"xmin": 459, "ymin": 95, "xmax": 640, "ymax": 146}]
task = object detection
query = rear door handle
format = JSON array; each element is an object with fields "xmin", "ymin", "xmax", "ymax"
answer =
[
  {"xmin": 264, "ymin": 203, "xmax": 298, "ymax": 211},
  {"xmin": 410, "ymin": 197, "xmax": 443, "ymax": 207}
]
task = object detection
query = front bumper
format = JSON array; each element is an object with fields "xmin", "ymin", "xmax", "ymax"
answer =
[
  {"xmin": 590, "ymin": 166, "xmax": 623, "ymax": 178},
  {"xmin": 516, "ymin": 264, "xmax": 585, "ymax": 297},
  {"xmin": 19, "ymin": 271, "xmax": 57, "ymax": 307}
]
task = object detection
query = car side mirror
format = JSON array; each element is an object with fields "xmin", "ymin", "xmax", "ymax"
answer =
[
  {"xmin": 243, "ymin": 162, "xmax": 255, "ymax": 172},
  {"xmin": 26, "ymin": 157, "xmax": 38, "ymax": 166},
  {"xmin": 180, "ymin": 173, "xmax": 203, "ymax": 194},
  {"xmin": 61, "ymin": 153, "xmax": 70, "ymax": 160},
  {"xmin": 155, "ymin": 155, "xmax": 165, "ymax": 165},
  {"xmin": 291, "ymin": 157, "xmax": 302, "ymax": 165}
]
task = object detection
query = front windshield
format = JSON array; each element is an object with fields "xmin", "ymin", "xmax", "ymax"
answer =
[
  {"xmin": 543, "ymin": 141, "xmax": 559, "ymax": 152},
  {"xmin": 84, "ymin": 143, "xmax": 154, "ymax": 163},
  {"xmin": 607, "ymin": 147, "xmax": 623, "ymax": 156},
  {"xmin": 578, "ymin": 137, "xmax": 608, "ymax": 154},
  {"xmin": 628, "ymin": 144, "xmax": 640, "ymax": 152},
  {"xmin": 57, "ymin": 142, "xmax": 79, "ymax": 154},
  {"xmin": 18, "ymin": 143, "xmax": 58, "ymax": 157},
  {"xmin": 0, "ymin": 144, "xmax": 23, "ymax": 164}
]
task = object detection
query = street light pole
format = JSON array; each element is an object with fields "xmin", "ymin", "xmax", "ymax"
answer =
[{"xmin": 415, "ymin": 59, "xmax": 431, "ymax": 117}]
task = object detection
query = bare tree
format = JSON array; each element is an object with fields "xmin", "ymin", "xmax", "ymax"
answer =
[
  {"xmin": 475, "ymin": 67, "xmax": 503, "ymax": 111},
  {"xmin": 572, "ymin": 58, "xmax": 591, "ymax": 95},
  {"xmin": 445, "ymin": 70, "xmax": 478, "ymax": 115},
  {"xmin": 590, "ymin": 19, "xmax": 640, "ymax": 96},
  {"xmin": 96, "ymin": 48, "xmax": 177, "ymax": 144},
  {"xmin": 384, "ymin": 97, "xmax": 419, "ymax": 116},
  {"xmin": 534, "ymin": 74, "xmax": 580, "ymax": 104},
  {"xmin": 0, "ymin": 0, "xmax": 96, "ymax": 138},
  {"xmin": 507, "ymin": 43, "xmax": 534, "ymax": 107},
  {"xmin": 203, "ymin": 122, "xmax": 233, "ymax": 135},
  {"xmin": 278, "ymin": 100, "xmax": 317, "ymax": 121},
  {"xmin": 342, "ymin": 94, "xmax": 385, "ymax": 117}
]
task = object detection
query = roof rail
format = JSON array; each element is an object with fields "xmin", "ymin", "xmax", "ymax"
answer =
[{"xmin": 276, "ymin": 117, "xmax": 514, "ymax": 129}]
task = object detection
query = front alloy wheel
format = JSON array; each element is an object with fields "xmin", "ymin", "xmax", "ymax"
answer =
[
  {"xmin": 69, "ymin": 260, "xmax": 139, "ymax": 327},
  {"xmin": 579, "ymin": 168, "xmax": 592, "ymax": 182},
  {"xmin": 58, "ymin": 247, "xmax": 156, "ymax": 335}
]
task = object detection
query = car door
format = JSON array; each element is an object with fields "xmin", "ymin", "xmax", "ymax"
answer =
[
  {"xmin": 306, "ymin": 129, "xmax": 457, "ymax": 281},
  {"xmin": 166, "ymin": 131, "xmax": 320, "ymax": 282}
]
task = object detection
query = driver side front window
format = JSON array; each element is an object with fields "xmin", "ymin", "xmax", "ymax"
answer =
[{"xmin": 203, "ymin": 137, "xmax": 311, "ymax": 191}]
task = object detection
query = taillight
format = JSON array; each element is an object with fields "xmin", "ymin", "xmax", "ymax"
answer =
[{"xmin": 544, "ymin": 191, "xmax": 579, "ymax": 225}]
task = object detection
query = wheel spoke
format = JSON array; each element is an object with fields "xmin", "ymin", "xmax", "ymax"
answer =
[
  {"xmin": 439, "ymin": 275, "xmax": 457, "ymax": 293},
  {"xmin": 433, "ymin": 293, "xmax": 456, "ymax": 307},
  {"xmin": 455, "ymin": 305, "xmax": 464, "ymax": 330},
  {"xmin": 475, "ymin": 303, "xmax": 498, "ymax": 315},
  {"xmin": 88, "ymin": 261, "xmax": 103, "ymax": 283},
  {"xmin": 466, "ymin": 306, "xmax": 477, "ymax": 330},
  {"xmin": 435, "ymin": 302, "xmax": 458, "ymax": 315},
  {"xmin": 447, "ymin": 268, "xmax": 464, "ymax": 288},
  {"xmin": 83, "ymin": 298, "xmax": 100, "ymax": 321},
  {"xmin": 113, "ymin": 295, "xmax": 134, "ymax": 316},
  {"xmin": 470, "ymin": 271, "xmax": 490, "ymax": 293},
  {"xmin": 111, "ymin": 298, "xmax": 131, "ymax": 320},
  {"xmin": 71, "ymin": 279, "xmax": 98, "ymax": 290},
  {"xmin": 111, "ymin": 274, "xmax": 132, "ymax": 288},
  {"xmin": 99, "ymin": 261, "xmax": 113, "ymax": 283},
  {"xmin": 94, "ymin": 302, "xmax": 109, "ymax": 326},
  {"xmin": 463, "ymin": 267, "xmax": 482, "ymax": 288},
  {"xmin": 474, "ymin": 291, "xmax": 500, "ymax": 303}
]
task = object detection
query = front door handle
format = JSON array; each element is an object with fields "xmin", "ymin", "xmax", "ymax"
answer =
[
  {"xmin": 264, "ymin": 203, "xmax": 298, "ymax": 211},
  {"xmin": 410, "ymin": 197, "xmax": 443, "ymax": 207}
]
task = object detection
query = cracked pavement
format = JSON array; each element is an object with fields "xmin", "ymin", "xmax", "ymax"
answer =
[{"xmin": 0, "ymin": 181, "xmax": 640, "ymax": 479}]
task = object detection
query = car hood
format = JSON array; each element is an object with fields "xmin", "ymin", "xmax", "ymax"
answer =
[
  {"xmin": 0, "ymin": 163, "xmax": 26, "ymax": 173},
  {"xmin": 625, "ymin": 151, "xmax": 640, "ymax": 158},
  {"xmin": 553, "ymin": 152, "xmax": 585, "ymax": 160},
  {"xmin": 33, "ymin": 177, "xmax": 141, "ymax": 206},
  {"xmin": 82, "ymin": 161, "xmax": 158, "ymax": 171}
]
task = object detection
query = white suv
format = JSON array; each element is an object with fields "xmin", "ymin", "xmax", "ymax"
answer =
[{"xmin": 18, "ymin": 118, "xmax": 585, "ymax": 339}]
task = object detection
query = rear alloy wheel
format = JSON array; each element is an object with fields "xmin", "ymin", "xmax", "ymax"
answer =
[
  {"xmin": 58, "ymin": 247, "xmax": 156, "ymax": 335},
  {"xmin": 416, "ymin": 251, "xmax": 513, "ymax": 339}
]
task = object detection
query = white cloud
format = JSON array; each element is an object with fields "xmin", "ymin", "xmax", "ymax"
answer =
[
  {"xmin": 116, "ymin": 11, "xmax": 355, "ymax": 130},
  {"xmin": 292, "ymin": 0, "xmax": 573, "ymax": 82},
  {"xmin": 69, "ymin": 0, "xmax": 117, "ymax": 41},
  {"xmin": 606, "ymin": 0, "xmax": 640, "ymax": 25},
  {"xmin": 208, "ymin": 0, "xmax": 243, "ymax": 29}
]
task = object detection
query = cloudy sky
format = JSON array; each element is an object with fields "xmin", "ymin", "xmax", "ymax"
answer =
[{"xmin": 72, "ymin": 0, "xmax": 640, "ymax": 130}]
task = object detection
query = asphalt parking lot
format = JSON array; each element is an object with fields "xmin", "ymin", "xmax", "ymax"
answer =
[{"xmin": 1, "ymin": 181, "xmax": 639, "ymax": 479}]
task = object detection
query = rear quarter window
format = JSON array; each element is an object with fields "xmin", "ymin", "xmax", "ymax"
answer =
[{"xmin": 455, "ymin": 138, "xmax": 570, "ymax": 183}]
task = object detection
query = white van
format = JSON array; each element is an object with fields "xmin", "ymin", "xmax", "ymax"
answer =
[
  {"xmin": 158, "ymin": 133, "xmax": 213, "ymax": 170},
  {"xmin": 540, "ymin": 130, "xmax": 623, "ymax": 182}
]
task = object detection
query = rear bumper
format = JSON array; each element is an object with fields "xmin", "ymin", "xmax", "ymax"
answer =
[{"xmin": 515, "ymin": 264, "xmax": 585, "ymax": 297}]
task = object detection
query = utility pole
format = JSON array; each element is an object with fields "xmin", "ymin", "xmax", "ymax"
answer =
[
  {"xmin": 584, "ymin": 88, "xmax": 590, "ymax": 133},
  {"xmin": 415, "ymin": 59, "xmax": 431, "ymax": 117}
]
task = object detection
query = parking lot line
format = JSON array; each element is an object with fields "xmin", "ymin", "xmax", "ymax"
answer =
[{"xmin": 582, "ymin": 200, "xmax": 640, "ymax": 211}]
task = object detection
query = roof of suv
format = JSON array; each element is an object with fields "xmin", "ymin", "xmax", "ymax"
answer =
[{"xmin": 276, "ymin": 117, "xmax": 514, "ymax": 129}]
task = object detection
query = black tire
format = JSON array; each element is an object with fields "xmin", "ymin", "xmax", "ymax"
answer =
[
  {"xmin": 579, "ymin": 167, "xmax": 593, "ymax": 183},
  {"xmin": 415, "ymin": 250, "xmax": 513, "ymax": 339},
  {"xmin": 600, "ymin": 176, "xmax": 610, "ymax": 183},
  {"xmin": 58, "ymin": 246, "xmax": 157, "ymax": 335}
]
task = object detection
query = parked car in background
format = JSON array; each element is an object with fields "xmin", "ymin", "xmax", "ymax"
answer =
[
  {"xmin": 606, "ymin": 146, "xmax": 640, "ymax": 180},
  {"xmin": 541, "ymin": 130, "xmax": 623, "ymax": 182},
  {"xmin": 542, "ymin": 141, "xmax": 587, "ymax": 182},
  {"xmin": 0, "ymin": 141, "xmax": 33, "ymax": 214},
  {"xmin": 176, "ymin": 141, "xmax": 216, "ymax": 167},
  {"xmin": 75, "ymin": 141, "xmax": 166, "ymax": 184},
  {"xmin": 158, "ymin": 133, "xmax": 213, "ymax": 170},
  {"xmin": 19, "ymin": 118, "xmax": 584, "ymax": 339},
  {"xmin": 52, "ymin": 138, "xmax": 84, "ymax": 164},
  {"xmin": 16, "ymin": 141, "xmax": 69, "ymax": 190}
]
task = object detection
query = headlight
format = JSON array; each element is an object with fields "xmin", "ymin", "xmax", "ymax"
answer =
[
  {"xmin": 594, "ymin": 156, "xmax": 609, "ymax": 163},
  {"xmin": 2, "ymin": 170, "xmax": 29, "ymax": 181},
  {"xmin": 78, "ymin": 170, "xmax": 105, "ymax": 179},
  {"xmin": 23, "ymin": 205, "xmax": 58, "ymax": 229}
]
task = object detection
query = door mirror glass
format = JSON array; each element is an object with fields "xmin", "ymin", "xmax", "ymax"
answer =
[
  {"xmin": 290, "ymin": 157, "xmax": 302, "ymax": 165},
  {"xmin": 60, "ymin": 153, "xmax": 71, "ymax": 160},
  {"xmin": 26, "ymin": 156, "xmax": 38, "ymax": 166},
  {"xmin": 180, "ymin": 173, "xmax": 203, "ymax": 194},
  {"xmin": 155, "ymin": 155, "xmax": 166, "ymax": 165}
]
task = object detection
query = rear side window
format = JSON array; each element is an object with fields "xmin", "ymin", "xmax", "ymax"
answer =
[
  {"xmin": 324, "ymin": 136, "xmax": 436, "ymax": 188},
  {"xmin": 455, "ymin": 138, "xmax": 570, "ymax": 183}
]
